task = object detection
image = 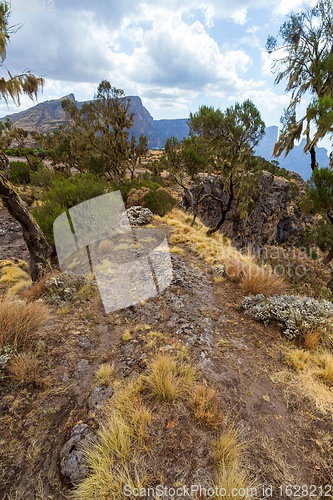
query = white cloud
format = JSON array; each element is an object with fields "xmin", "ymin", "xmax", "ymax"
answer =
[
  {"xmin": 231, "ymin": 8, "xmax": 248, "ymax": 25},
  {"xmin": 273, "ymin": 0, "xmax": 316, "ymax": 16}
]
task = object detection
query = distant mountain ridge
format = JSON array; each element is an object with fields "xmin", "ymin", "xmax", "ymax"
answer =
[{"xmin": 1, "ymin": 94, "xmax": 329, "ymax": 180}]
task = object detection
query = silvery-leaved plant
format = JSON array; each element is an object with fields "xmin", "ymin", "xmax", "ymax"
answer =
[{"xmin": 241, "ymin": 294, "xmax": 333, "ymax": 339}]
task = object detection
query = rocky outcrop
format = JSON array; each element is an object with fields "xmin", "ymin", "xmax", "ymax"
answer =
[
  {"xmin": 185, "ymin": 171, "xmax": 313, "ymax": 250},
  {"xmin": 60, "ymin": 423, "xmax": 97, "ymax": 484}
]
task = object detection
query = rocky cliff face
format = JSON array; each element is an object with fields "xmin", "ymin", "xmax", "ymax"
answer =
[{"xmin": 186, "ymin": 171, "xmax": 313, "ymax": 250}]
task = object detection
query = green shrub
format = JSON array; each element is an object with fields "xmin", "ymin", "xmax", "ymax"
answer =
[
  {"xmin": 5, "ymin": 148, "xmax": 23, "ymax": 157},
  {"xmin": 33, "ymin": 173, "xmax": 107, "ymax": 244},
  {"xmin": 143, "ymin": 187, "xmax": 176, "ymax": 216},
  {"xmin": 137, "ymin": 170, "xmax": 165, "ymax": 186},
  {"xmin": 30, "ymin": 165, "xmax": 57, "ymax": 188},
  {"xmin": 9, "ymin": 161, "xmax": 31, "ymax": 184},
  {"xmin": 297, "ymin": 215, "xmax": 333, "ymax": 254}
]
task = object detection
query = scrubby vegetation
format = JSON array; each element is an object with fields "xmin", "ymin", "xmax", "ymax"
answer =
[{"xmin": 241, "ymin": 294, "xmax": 333, "ymax": 342}]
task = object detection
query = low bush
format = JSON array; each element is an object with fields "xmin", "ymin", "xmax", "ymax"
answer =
[
  {"xmin": 141, "ymin": 354, "xmax": 197, "ymax": 402},
  {"xmin": 110, "ymin": 179, "xmax": 176, "ymax": 216},
  {"xmin": 241, "ymin": 294, "xmax": 333, "ymax": 342},
  {"xmin": 33, "ymin": 173, "xmax": 107, "ymax": 244},
  {"xmin": 30, "ymin": 165, "xmax": 57, "ymax": 187},
  {"xmin": 9, "ymin": 161, "xmax": 31, "ymax": 185},
  {"xmin": 143, "ymin": 186, "xmax": 176, "ymax": 216}
]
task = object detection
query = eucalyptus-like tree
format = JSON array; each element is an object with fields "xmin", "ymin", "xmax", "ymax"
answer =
[
  {"xmin": 61, "ymin": 80, "xmax": 136, "ymax": 181},
  {"xmin": 188, "ymin": 100, "xmax": 265, "ymax": 235},
  {"xmin": 267, "ymin": 0, "xmax": 333, "ymax": 170},
  {"xmin": 267, "ymin": 0, "xmax": 333, "ymax": 263},
  {"xmin": 0, "ymin": 4, "xmax": 50, "ymax": 280}
]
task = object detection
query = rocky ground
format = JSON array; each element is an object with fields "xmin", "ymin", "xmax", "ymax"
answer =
[{"xmin": 0, "ymin": 209, "xmax": 333, "ymax": 499}]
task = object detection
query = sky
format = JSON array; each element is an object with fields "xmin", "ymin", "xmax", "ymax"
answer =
[{"xmin": 1, "ymin": 0, "xmax": 330, "ymax": 150}]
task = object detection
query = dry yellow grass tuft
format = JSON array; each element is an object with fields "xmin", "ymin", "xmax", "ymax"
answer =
[
  {"xmin": 213, "ymin": 426, "xmax": 244, "ymax": 468},
  {"xmin": 314, "ymin": 352, "xmax": 333, "ymax": 386},
  {"xmin": 7, "ymin": 352, "xmax": 40, "ymax": 384},
  {"xmin": 303, "ymin": 328, "xmax": 322, "ymax": 350},
  {"xmin": 169, "ymin": 246, "xmax": 184, "ymax": 255},
  {"xmin": 141, "ymin": 354, "xmax": 197, "ymax": 402},
  {"xmin": 0, "ymin": 260, "xmax": 32, "ymax": 296},
  {"xmin": 0, "ymin": 296, "xmax": 51, "ymax": 350},
  {"xmin": 285, "ymin": 349, "xmax": 311, "ymax": 372},
  {"xmin": 190, "ymin": 383, "xmax": 222, "ymax": 428},
  {"xmin": 240, "ymin": 264, "xmax": 289, "ymax": 297},
  {"xmin": 72, "ymin": 376, "xmax": 150, "ymax": 499},
  {"xmin": 159, "ymin": 209, "xmax": 253, "ymax": 268},
  {"xmin": 95, "ymin": 363, "xmax": 115, "ymax": 386},
  {"xmin": 212, "ymin": 426, "xmax": 254, "ymax": 498},
  {"xmin": 214, "ymin": 465, "xmax": 253, "ymax": 500}
]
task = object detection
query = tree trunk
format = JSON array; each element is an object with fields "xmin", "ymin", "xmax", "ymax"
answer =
[
  {"xmin": 206, "ymin": 178, "xmax": 234, "ymax": 236},
  {"xmin": 0, "ymin": 172, "xmax": 51, "ymax": 281},
  {"xmin": 310, "ymin": 145, "xmax": 317, "ymax": 172},
  {"xmin": 190, "ymin": 187, "xmax": 204, "ymax": 227}
]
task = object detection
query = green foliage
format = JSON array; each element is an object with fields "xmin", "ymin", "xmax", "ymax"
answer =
[
  {"xmin": 136, "ymin": 170, "xmax": 165, "ymax": 186},
  {"xmin": 143, "ymin": 187, "xmax": 176, "ymax": 216},
  {"xmin": 110, "ymin": 179, "xmax": 162, "ymax": 204},
  {"xmin": 9, "ymin": 161, "xmax": 31, "ymax": 184},
  {"xmin": 298, "ymin": 216, "xmax": 333, "ymax": 253},
  {"xmin": 301, "ymin": 167, "xmax": 333, "ymax": 215},
  {"xmin": 268, "ymin": 0, "xmax": 333, "ymax": 166},
  {"xmin": 33, "ymin": 173, "xmax": 107, "ymax": 244},
  {"xmin": 30, "ymin": 165, "xmax": 57, "ymax": 188},
  {"xmin": 5, "ymin": 148, "xmax": 23, "ymax": 157},
  {"xmin": 59, "ymin": 80, "xmax": 142, "ymax": 181},
  {"xmin": 185, "ymin": 100, "xmax": 265, "ymax": 231}
]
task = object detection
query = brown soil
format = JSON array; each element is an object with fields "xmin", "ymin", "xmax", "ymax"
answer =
[{"xmin": 0, "ymin": 211, "xmax": 333, "ymax": 499}]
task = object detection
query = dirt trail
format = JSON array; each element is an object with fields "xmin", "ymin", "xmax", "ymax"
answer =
[{"xmin": 0, "ymin": 213, "xmax": 332, "ymax": 498}]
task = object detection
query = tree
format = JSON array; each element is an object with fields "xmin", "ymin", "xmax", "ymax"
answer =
[
  {"xmin": 61, "ymin": 80, "xmax": 137, "ymax": 181},
  {"xmin": 128, "ymin": 134, "xmax": 148, "ymax": 181},
  {"xmin": 267, "ymin": 0, "xmax": 333, "ymax": 263},
  {"xmin": 0, "ymin": 4, "xmax": 43, "ymax": 104},
  {"xmin": 6, "ymin": 124, "xmax": 43, "ymax": 171},
  {"xmin": 165, "ymin": 135, "xmax": 209, "ymax": 226},
  {"xmin": 0, "ymin": 4, "xmax": 50, "ymax": 280},
  {"xmin": 188, "ymin": 100, "xmax": 265, "ymax": 235},
  {"xmin": 267, "ymin": 0, "xmax": 333, "ymax": 170}
]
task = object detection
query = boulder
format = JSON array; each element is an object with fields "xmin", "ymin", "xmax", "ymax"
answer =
[
  {"xmin": 60, "ymin": 423, "xmax": 97, "ymax": 484},
  {"xmin": 121, "ymin": 206, "xmax": 153, "ymax": 226}
]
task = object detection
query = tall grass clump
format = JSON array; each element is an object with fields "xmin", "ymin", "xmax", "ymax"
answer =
[
  {"xmin": 0, "ymin": 296, "xmax": 51, "ymax": 350},
  {"xmin": 141, "ymin": 354, "xmax": 197, "ymax": 401},
  {"xmin": 213, "ymin": 426, "xmax": 254, "ymax": 499},
  {"xmin": 241, "ymin": 264, "xmax": 289, "ymax": 297},
  {"xmin": 71, "ymin": 375, "xmax": 151, "ymax": 500}
]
